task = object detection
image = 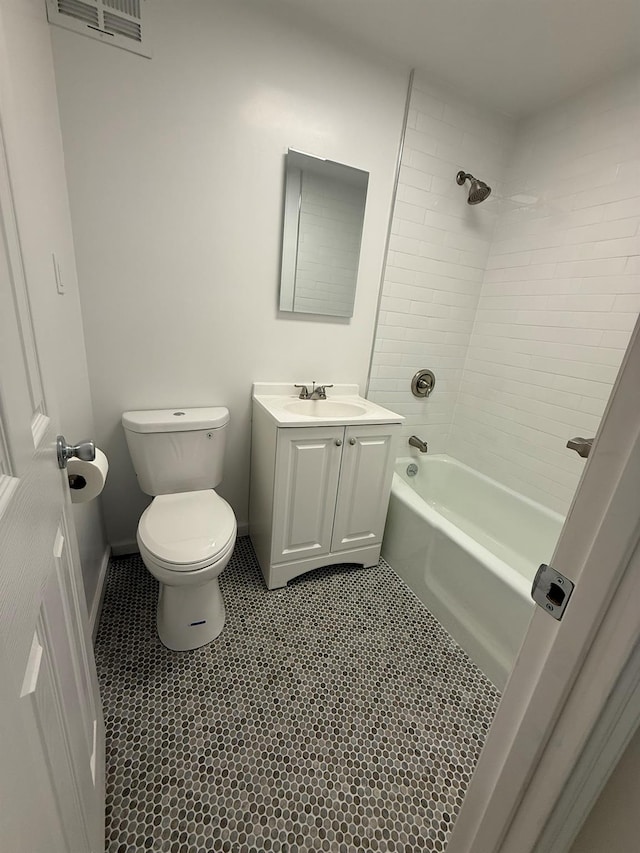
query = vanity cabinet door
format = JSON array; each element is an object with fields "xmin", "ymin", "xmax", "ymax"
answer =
[
  {"xmin": 272, "ymin": 426, "xmax": 344, "ymax": 564},
  {"xmin": 331, "ymin": 424, "xmax": 399, "ymax": 553}
]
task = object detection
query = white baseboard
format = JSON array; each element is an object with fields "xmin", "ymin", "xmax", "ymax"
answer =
[{"xmin": 90, "ymin": 545, "xmax": 111, "ymax": 641}]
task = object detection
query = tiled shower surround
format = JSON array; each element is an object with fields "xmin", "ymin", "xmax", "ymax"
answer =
[
  {"xmin": 370, "ymin": 67, "xmax": 640, "ymax": 515},
  {"xmin": 96, "ymin": 539, "xmax": 500, "ymax": 852}
]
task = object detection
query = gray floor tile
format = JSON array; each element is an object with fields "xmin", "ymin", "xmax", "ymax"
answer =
[{"xmin": 96, "ymin": 537, "xmax": 500, "ymax": 852}]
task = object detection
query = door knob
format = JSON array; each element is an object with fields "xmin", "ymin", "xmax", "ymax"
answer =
[
  {"xmin": 56, "ymin": 435, "xmax": 96, "ymax": 469},
  {"xmin": 349, "ymin": 438, "xmax": 356, "ymax": 445},
  {"xmin": 335, "ymin": 439, "xmax": 342, "ymax": 447}
]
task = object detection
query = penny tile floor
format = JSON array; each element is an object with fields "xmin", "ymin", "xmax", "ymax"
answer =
[{"xmin": 96, "ymin": 537, "xmax": 500, "ymax": 852}]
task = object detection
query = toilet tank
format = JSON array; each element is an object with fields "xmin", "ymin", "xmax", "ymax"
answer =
[{"xmin": 122, "ymin": 407, "xmax": 229, "ymax": 496}]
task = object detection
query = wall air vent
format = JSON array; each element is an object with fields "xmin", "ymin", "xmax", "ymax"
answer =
[{"xmin": 45, "ymin": 0, "xmax": 150, "ymax": 58}]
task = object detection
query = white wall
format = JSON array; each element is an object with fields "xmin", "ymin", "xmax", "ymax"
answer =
[
  {"xmin": 368, "ymin": 73, "xmax": 515, "ymax": 449},
  {"xmin": 2, "ymin": 0, "xmax": 108, "ymax": 609},
  {"xmin": 50, "ymin": 0, "xmax": 407, "ymax": 550},
  {"xmin": 451, "ymin": 69, "xmax": 640, "ymax": 513},
  {"xmin": 569, "ymin": 724, "xmax": 640, "ymax": 853}
]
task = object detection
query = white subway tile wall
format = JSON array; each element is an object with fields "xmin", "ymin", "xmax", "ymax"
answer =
[
  {"xmin": 294, "ymin": 171, "xmax": 366, "ymax": 316},
  {"xmin": 370, "ymin": 68, "xmax": 640, "ymax": 514},
  {"xmin": 369, "ymin": 73, "xmax": 515, "ymax": 451},
  {"xmin": 450, "ymin": 69, "xmax": 640, "ymax": 513}
]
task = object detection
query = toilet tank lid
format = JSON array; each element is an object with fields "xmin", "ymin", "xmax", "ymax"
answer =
[{"xmin": 122, "ymin": 407, "xmax": 229, "ymax": 433}]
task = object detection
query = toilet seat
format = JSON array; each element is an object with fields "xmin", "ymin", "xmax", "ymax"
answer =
[
  {"xmin": 138, "ymin": 490, "xmax": 236, "ymax": 571},
  {"xmin": 138, "ymin": 530, "xmax": 236, "ymax": 580}
]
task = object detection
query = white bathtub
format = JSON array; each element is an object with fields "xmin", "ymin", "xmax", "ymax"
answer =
[{"xmin": 382, "ymin": 454, "xmax": 564, "ymax": 690}]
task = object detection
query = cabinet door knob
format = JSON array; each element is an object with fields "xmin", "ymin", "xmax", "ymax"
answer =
[
  {"xmin": 349, "ymin": 437, "xmax": 356, "ymax": 445},
  {"xmin": 335, "ymin": 439, "xmax": 342, "ymax": 446}
]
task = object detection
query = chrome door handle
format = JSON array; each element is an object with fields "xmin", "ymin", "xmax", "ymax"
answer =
[
  {"xmin": 335, "ymin": 439, "xmax": 342, "ymax": 447},
  {"xmin": 56, "ymin": 435, "xmax": 96, "ymax": 469},
  {"xmin": 349, "ymin": 437, "xmax": 356, "ymax": 445},
  {"xmin": 566, "ymin": 437, "xmax": 593, "ymax": 459}
]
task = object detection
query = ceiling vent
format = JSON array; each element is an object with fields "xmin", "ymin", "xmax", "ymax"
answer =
[{"xmin": 46, "ymin": 0, "xmax": 151, "ymax": 58}]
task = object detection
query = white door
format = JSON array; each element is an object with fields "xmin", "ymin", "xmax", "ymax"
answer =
[
  {"xmin": 0, "ymin": 30, "xmax": 104, "ymax": 853},
  {"xmin": 271, "ymin": 426, "xmax": 343, "ymax": 563},
  {"xmin": 331, "ymin": 424, "xmax": 399, "ymax": 552},
  {"xmin": 447, "ymin": 314, "xmax": 640, "ymax": 853}
]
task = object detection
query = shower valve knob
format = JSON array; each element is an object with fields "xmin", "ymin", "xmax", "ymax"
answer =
[{"xmin": 411, "ymin": 369, "xmax": 436, "ymax": 398}]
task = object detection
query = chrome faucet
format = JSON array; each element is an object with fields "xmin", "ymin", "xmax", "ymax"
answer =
[
  {"xmin": 294, "ymin": 382, "xmax": 333, "ymax": 400},
  {"xmin": 310, "ymin": 383, "xmax": 333, "ymax": 400},
  {"xmin": 408, "ymin": 435, "xmax": 428, "ymax": 453}
]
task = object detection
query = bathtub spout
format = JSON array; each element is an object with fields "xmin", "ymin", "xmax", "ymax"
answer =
[{"xmin": 408, "ymin": 435, "xmax": 428, "ymax": 453}]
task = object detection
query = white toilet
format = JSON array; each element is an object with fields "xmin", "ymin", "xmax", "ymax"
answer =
[{"xmin": 122, "ymin": 407, "xmax": 237, "ymax": 651}]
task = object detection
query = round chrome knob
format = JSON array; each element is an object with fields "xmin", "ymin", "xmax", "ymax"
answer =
[
  {"xmin": 56, "ymin": 435, "xmax": 96, "ymax": 469},
  {"xmin": 349, "ymin": 438, "xmax": 356, "ymax": 445},
  {"xmin": 335, "ymin": 439, "xmax": 342, "ymax": 446}
]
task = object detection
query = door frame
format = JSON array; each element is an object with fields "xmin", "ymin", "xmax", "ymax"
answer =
[{"xmin": 447, "ymin": 313, "xmax": 640, "ymax": 852}]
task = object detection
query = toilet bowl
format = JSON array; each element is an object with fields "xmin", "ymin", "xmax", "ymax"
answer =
[
  {"xmin": 137, "ymin": 490, "xmax": 237, "ymax": 651},
  {"xmin": 122, "ymin": 406, "xmax": 237, "ymax": 651}
]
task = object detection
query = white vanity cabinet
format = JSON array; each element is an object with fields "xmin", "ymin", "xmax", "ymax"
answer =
[
  {"xmin": 249, "ymin": 394, "xmax": 401, "ymax": 590},
  {"xmin": 271, "ymin": 426, "xmax": 343, "ymax": 565}
]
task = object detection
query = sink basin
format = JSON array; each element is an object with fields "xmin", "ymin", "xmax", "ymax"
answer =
[
  {"xmin": 252, "ymin": 383, "xmax": 404, "ymax": 427},
  {"xmin": 283, "ymin": 400, "xmax": 368, "ymax": 418}
]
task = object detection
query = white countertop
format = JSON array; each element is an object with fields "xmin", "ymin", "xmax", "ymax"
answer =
[{"xmin": 252, "ymin": 383, "xmax": 404, "ymax": 427}]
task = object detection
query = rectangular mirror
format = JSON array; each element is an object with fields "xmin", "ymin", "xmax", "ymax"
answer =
[{"xmin": 280, "ymin": 149, "xmax": 369, "ymax": 318}]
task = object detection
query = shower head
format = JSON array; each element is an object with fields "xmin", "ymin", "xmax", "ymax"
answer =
[{"xmin": 456, "ymin": 170, "xmax": 492, "ymax": 205}]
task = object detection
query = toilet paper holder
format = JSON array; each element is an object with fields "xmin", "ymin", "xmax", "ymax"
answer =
[{"xmin": 56, "ymin": 435, "xmax": 96, "ymax": 469}]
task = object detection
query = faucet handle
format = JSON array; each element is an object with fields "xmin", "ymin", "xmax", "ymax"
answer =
[
  {"xmin": 294, "ymin": 384, "xmax": 309, "ymax": 399},
  {"xmin": 317, "ymin": 384, "xmax": 333, "ymax": 399}
]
